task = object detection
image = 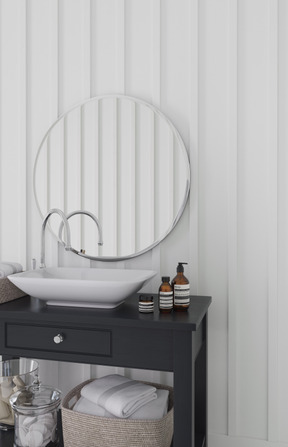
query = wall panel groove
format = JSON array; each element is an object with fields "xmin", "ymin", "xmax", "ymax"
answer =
[
  {"xmin": 150, "ymin": 0, "xmax": 161, "ymax": 295},
  {"xmin": 267, "ymin": 0, "xmax": 279, "ymax": 442},
  {"xmin": 227, "ymin": 0, "xmax": 238, "ymax": 438},
  {"xmin": 0, "ymin": 0, "xmax": 27, "ymax": 265},
  {"xmin": 189, "ymin": 0, "xmax": 199, "ymax": 295},
  {"xmin": 115, "ymin": 0, "xmax": 125, "ymax": 94},
  {"xmin": 277, "ymin": 0, "xmax": 288, "ymax": 442},
  {"xmin": 237, "ymin": 0, "xmax": 270, "ymax": 439}
]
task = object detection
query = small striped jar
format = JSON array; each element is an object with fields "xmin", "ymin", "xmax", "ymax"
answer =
[{"xmin": 138, "ymin": 295, "xmax": 154, "ymax": 313}]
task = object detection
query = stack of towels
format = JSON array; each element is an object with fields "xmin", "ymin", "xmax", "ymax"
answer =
[
  {"xmin": 73, "ymin": 374, "xmax": 169, "ymax": 420},
  {"xmin": 0, "ymin": 262, "xmax": 23, "ymax": 278}
]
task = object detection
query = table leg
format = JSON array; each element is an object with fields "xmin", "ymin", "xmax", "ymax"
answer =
[
  {"xmin": 173, "ymin": 317, "xmax": 207, "ymax": 447},
  {"xmin": 173, "ymin": 329, "xmax": 195, "ymax": 447},
  {"xmin": 195, "ymin": 316, "xmax": 207, "ymax": 446}
]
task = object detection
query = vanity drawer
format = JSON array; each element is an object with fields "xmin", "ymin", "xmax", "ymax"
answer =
[{"xmin": 5, "ymin": 323, "xmax": 111, "ymax": 357}]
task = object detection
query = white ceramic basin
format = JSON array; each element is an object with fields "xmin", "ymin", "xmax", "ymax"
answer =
[{"xmin": 8, "ymin": 267, "xmax": 157, "ymax": 309}]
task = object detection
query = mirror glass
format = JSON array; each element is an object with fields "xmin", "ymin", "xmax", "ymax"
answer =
[{"xmin": 33, "ymin": 95, "xmax": 190, "ymax": 261}]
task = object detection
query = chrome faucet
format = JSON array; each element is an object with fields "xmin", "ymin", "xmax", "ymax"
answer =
[
  {"xmin": 58, "ymin": 210, "xmax": 103, "ymax": 253},
  {"xmin": 40, "ymin": 208, "xmax": 72, "ymax": 268}
]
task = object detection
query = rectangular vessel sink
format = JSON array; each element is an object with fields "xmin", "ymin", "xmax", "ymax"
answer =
[{"xmin": 8, "ymin": 267, "xmax": 157, "ymax": 309}]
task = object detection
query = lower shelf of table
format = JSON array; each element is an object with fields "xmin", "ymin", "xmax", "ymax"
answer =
[
  {"xmin": 0, "ymin": 422, "xmax": 205, "ymax": 447},
  {"xmin": 0, "ymin": 432, "xmax": 200, "ymax": 447},
  {"xmin": 0, "ymin": 434, "xmax": 206, "ymax": 447},
  {"xmin": 0, "ymin": 429, "xmax": 63, "ymax": 447}
]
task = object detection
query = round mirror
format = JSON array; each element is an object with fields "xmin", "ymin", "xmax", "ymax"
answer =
[{"xmin": 33, "ymin": 95, "xmax": 190, "ymax": 261}]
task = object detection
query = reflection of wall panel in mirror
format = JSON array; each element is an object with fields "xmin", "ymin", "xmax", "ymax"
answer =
[
  {"xmin": 135, "ymin": 102, "xmax": 155, "ymax": 253},
  {"xmin": 155, "ymin": 115, "xmax": 174, "ymax": 240},
  {"xmin": 33, "ymin": 95, "xmax": 190, "ymax": 261},
  {"xmin": 118, "ymin": 99, "xmax": 136, "ymax": 256},
  {"xmin": 101, "ymin": 97, "xmax": 118, "ymax": 256},
  {"xmin": 65, "ymin": 109, "xmax": 82, "ymax": 250},
  {"xmin": 82, "ymin": 100, "xmax": 100, "ymax": 256}
]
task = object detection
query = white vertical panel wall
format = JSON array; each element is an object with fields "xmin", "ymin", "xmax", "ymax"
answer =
[{"xmin": 0, "ymin": 1, "xmax": 287, "ymax": 445}]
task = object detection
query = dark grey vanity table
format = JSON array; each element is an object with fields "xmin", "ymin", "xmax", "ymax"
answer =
[{"xmin": 0, "ymin": 293, "xmax": 211, "ymax": 447}]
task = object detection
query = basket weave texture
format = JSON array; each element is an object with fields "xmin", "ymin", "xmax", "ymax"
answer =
[
  {"xmin": 62, "ymin": 379, "xmax": 174, "ymax": 447},
  {"xmin": 0, "ymin": 277, "xmax": 26, "ymax": 304}
]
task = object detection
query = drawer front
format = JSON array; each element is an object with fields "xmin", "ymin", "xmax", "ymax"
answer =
[{"xmin": 6, "ymin": 323, "xmax": 111, "ymax": 357}]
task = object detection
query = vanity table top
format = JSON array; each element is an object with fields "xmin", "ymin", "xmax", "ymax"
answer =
[{"xmin": 0, "ymin": 293, "xmax": 211, "ymax": 331}]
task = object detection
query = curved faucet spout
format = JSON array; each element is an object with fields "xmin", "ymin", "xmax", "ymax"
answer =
[
  {"xmin": 58, "ymin": 210, "xmax": 103, "ymax": 250},
  {"xmin": 40, "ymin": 208, "xmax": 72, "ymax": 268}
]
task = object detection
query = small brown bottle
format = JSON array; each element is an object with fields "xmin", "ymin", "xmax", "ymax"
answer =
[
  {"xmin": 158, "ymin": 277, "xmax": 173, "ymax": 313},
  {"xmin": 172, "ymin": 262, "xmax": 190, "ymax": 311}
]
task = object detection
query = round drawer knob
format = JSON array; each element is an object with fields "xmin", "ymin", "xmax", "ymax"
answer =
[{"xmin": 53, "ymin": 333, "xmax": 64, "ymax": 344}]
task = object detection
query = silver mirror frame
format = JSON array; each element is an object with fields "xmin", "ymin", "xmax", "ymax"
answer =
[{"xmin": 33, "ymin": 95, "xmax": 191, "ymax": 261}]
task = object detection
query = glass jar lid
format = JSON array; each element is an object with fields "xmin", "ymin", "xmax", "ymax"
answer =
[{"xmin": 10, "ymin": 384, "xmax": 61, "ymax": 413}]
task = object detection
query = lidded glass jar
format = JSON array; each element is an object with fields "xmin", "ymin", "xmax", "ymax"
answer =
[
  {"xmin": 0, "ymin": 358, "xmax": 39, "ymax": 429},
  {"xmin": 10, "ymin": 383, "xmax": 61, "ymax": 447}
]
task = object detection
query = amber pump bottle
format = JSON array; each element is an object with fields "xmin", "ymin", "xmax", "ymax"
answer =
[
  {"xmin": 172, "ymin": 262, "xmax": 190, "ymax": 311},
  {"xmin": 158, "ymin": 276, "xmax": 173, "ymax": 313}
]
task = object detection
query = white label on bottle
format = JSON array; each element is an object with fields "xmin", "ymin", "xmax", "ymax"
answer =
[
  {"xmin": 174, "ymin": 284, "xmax": 190, "ymax": 305},
  {"xmin": 139, "ymin": 301, "xmax": 154, "ymax": 313},
  {"xmin": 159, "ymin": 291, "xmax": 173, "ymax": 309}
]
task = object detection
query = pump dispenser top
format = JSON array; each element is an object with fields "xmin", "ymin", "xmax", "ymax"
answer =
[
  {"xmin": 176, "ymin": 262, "xmax": 187, "ymax": 272},
  {"xmin": 172, "ymin": 262, "xmax": 190, "ymax": 311}
]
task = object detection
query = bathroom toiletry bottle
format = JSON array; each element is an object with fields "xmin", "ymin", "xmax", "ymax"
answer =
[
  {"xmin": 172, "ymin": 262, "xmax": 190, "ymax": 311},
  {"xmin": 139, "ymin": 295, "xmax": 154, "ymax": 313},
  {"xmin": 158, "ymin": 276, "xmax": 173, "ymax": 314}
]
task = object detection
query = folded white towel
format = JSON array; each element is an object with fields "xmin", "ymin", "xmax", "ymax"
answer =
[
  {"xmin": 129, "ymin": 389, "xmax": 169, "ymax": 420},
  {"xmin": 74, "ymin": 396, "xmax": 115, "ymax": 418},
  {"xmin": 0, "ymin": 262, "xmax": 23, "ymax": 278},
  {"xmin": 81, "ymin": 374, "xmax": 157, "ymax": 418},
  {"xmin": 74, "ymin": 389, "xmax": 169, "ymax": 420}
]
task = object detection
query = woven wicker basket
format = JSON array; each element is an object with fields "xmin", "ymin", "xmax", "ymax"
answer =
[
  {"xmin": 0, "ymin": 277, "xmax": 26, "ymax": 304},
  {"xmin": 62, "ymin": 379, "xmax": 174, "ymax": 447}
]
